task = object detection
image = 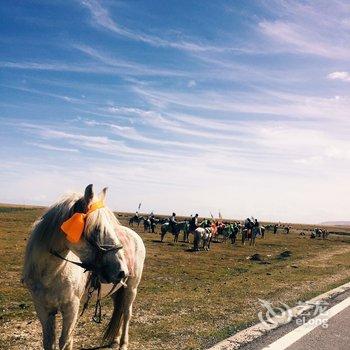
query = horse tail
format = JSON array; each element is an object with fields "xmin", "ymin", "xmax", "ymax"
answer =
[{"xmin": 103, "ymin": 287, "xmax": 126, "ymax": 345}]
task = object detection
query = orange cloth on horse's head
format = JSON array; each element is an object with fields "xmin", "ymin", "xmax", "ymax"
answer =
[{"xmin": 60, "ymin": 201, "xmax": 104, "ymax": 243}]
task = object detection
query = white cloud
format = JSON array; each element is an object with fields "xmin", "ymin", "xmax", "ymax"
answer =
[
  {"xmin": 327, "ymin": 71, "xmax": 350, "ymax": 82},
  {"xmin": 187, "ymin": 80, "xmax": 196, "ymax": 87}
]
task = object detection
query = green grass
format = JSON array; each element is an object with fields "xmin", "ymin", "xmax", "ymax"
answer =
[{"xmin": 0, "ymin": 205, "xmax": 350, "ymax": 349}]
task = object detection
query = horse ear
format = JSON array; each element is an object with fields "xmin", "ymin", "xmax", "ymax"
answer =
[
  {"xmin": 84, "ymin": 184, "xmax": 94, "ymax": 205},
  {"xmin": 98, "ymin": 187, "xmax": 108, "ymax": 202}
]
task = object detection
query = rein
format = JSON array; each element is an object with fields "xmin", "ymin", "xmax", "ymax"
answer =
[
  {"xmin": 50, "ymin": 239, "xmax": 124, "ymax": 324},
  {"xmin": 50, "ymin": 249, "xmax": 93, "ymax": 270}
]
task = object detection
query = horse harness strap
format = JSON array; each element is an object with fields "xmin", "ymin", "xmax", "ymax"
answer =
[
  {"xmin": 80, "ymin": 273, "xmax": 102, "ymax": 323},
  {"xmin": 50, "ymin": 249, "xmax": 93, "ymax": 271},
  {"xmin": 50, "ymin": 240, "xmax": 123, "ymax": 324}
]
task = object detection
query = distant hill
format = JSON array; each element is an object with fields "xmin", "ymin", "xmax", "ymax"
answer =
[{"xmin": 320, "ymin": 221, "xmax": 350, "ymax": 227}]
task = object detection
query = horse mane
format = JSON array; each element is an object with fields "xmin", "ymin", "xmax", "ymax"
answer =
[
  {"xmin": 22, "ymin": 192, "xmax": 83, "ymax": 283},
  {"xmin": 84, "ymin": 205, "xmax": 121, "ymax": 242}
]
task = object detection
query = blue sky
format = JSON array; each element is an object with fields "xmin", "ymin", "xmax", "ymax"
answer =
[{"xmin": 1, "ymin": 0, "xmax": 350, "ymax": 223}]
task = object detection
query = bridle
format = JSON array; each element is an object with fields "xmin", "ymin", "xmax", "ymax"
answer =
[{"xmin": 50, "ymin": 236, "xmax": 125, "ymax": 323}]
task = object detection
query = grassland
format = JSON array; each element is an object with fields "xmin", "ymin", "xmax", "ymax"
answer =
[{"xmin": 1, "ymin": 204, "xmax": 350, "ymax": 349}]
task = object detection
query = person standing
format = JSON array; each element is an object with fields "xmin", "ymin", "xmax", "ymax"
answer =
[
  {"xmin": 251, "ymin": 219, "xmax": 260, "ymax": 246},
  {"xmin": 169, "ymin": 212, "xmax": 177, "ymax": 234},
  {"xmin": 231, "ymin": 222, "xmax": 238, "ymax": 244},
  {"xmin": 188, "ymin": 213, "xmax": 199, "ymax": 243},
  {"xmin": 273, "ymin": 224, "xmax": 278, "ymax": 234},
  {"xmin": 243, "ymin": 218, "xmax": 252, "ymax": 245},
  {"xmin": 211, "ymin": 220, "xmax": 218, "ymax": 240},
  {"xmin": 149, "ymin": 212, "xmax": 156, "ymax": 233}
]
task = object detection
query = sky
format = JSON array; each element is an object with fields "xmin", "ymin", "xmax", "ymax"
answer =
[{"xmin": 1, "ymin": 0, "xmax": 350, "ymax": 223}]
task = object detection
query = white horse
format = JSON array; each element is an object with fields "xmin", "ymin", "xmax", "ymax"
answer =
[
  {"xmin": 22, "ymin": 184, "xmax": 145, "ymax": 350},
  {"xmin": 193, "ymin": 227, "xmax": 212, "ymax": 251}
]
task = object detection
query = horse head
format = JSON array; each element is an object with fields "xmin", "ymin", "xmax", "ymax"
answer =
[{"xmin": 64, "ymin": 184, "xmax": 129, "ymax": 285}]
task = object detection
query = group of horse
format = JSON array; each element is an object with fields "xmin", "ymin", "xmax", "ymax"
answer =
[
  {"xmin": 312, "ymin": 228, "xmax": 329, "ymax": 239},
  {"xmin": 129, "ymin": 214, "xmax": 270, "ymax": 251},
  {"xmin": 129, "ymin": 215, "xmax": 215, "ymax": 250},
  {"xmin": 128, "ymin": 214, "xmax": 167, "ymax": 233}
]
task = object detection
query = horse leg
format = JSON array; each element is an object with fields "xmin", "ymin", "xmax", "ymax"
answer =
[
  {"xmin": 59, "ymin": 298, "xmax": 80, "ymax": 350},
  {"xmin": 118, "ymin": 287, "xmax": 138, "ymax": 350},
  {"xmin": 193, "ymin": 234, "xmax": 198, "ymax": 251},
  {"xmin": 35, "ymin": 301, "xmax": 57, "ymax": 350},
  {"xmin": 251, "ymin": 236, "xmax": 256, "ymax": 246}
]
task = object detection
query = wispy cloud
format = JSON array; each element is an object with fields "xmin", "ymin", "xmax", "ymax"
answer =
[
  {"xmin": 83, "ymin": 118, "xmax": 245, "ymax": 154},
  {"xmin": 133, "ymin": 84, "xmax": 350, "ymax": 121},
  {"xmin": 0, "ymin": 59, "xmax": 186, "ymax": 78},
  {"xmin": 20, "ymin": 123, "xmax": 193, "ymax": 160},
  {"xmin": 79, "ymin": 0, "xmax": 239, "ymax": 53},
  {"xmin": 28, "ymin": 142, "xmax": 80, "ymax": 153},
  {"xmin": 1, "ymin": 84, "xmax": 86, "ymax": 104},
  {"xmin": 98, "ymin": 102, "xmax": 350, "ymax": 167},
  {"xmin": 258, "ymin": 1, "xmax": 350, "ymax": 59},
  {"xmin": 73, "ymin": 44, "xmax": 187, "ymax": 77},
  {"xmin": 3, "ymin": 0, "xmax": 350, "ymax": 222}
]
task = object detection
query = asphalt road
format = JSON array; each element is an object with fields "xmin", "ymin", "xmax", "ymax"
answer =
[
  {"xmin": 239, "ymin": 288, "xmax": 350, "ymax": 350},
  {"xmin": 285, "ymin": 303, "xmax": 350, "ymax": 350}
]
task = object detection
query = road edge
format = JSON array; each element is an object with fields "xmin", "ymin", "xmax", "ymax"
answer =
[{"xmin": 207, "ymin": 280, "xmax": 350, "ymax": 350}]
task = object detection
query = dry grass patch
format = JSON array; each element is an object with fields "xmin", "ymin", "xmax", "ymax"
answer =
[{"xmin": 0, "ymin": 206, "xmax": 350, "ymax": 349}]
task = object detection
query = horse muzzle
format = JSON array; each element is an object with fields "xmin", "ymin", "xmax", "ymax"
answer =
[{"xmin": 98, "ymin": 267, "xmax": 128, "ymax": 284}]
